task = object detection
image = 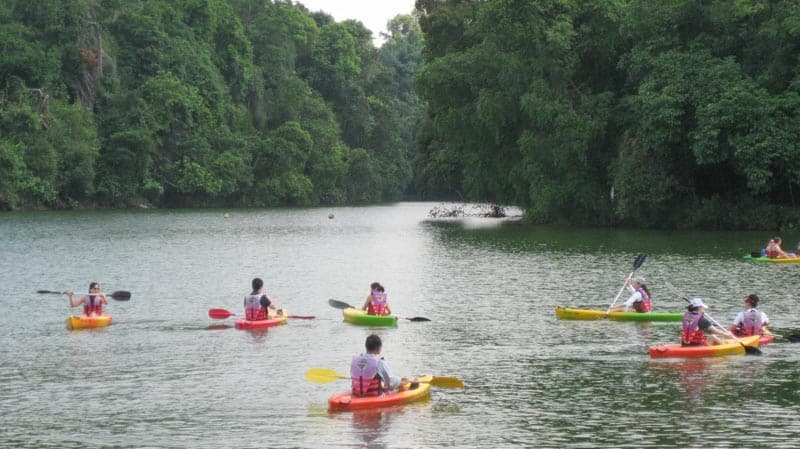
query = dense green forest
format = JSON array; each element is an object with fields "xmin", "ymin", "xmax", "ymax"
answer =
[
  {"xmin": 2, "ymin": 0, "xmax": 800, "ymax": 229},
  {"xmin": 414, "ymin": 0, "xmax": 800, "ymax": 229},
  {"xmin": 0, "ymin": 0, "xmax": 423, "ymax": 209}
]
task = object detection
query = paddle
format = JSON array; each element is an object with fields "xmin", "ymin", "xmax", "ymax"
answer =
[
  {"xmin": 305, "ymin": 368, "xmax": 464, "ymax": 389},
  {"xmin": 327, "ymin": 299, "xmax": 431, "ymax": 322},
  {"xmin": 664, "ymin": 282, "xmax": 761, "ymax": 356},
  {"xmin": 208, "ymin": 308, "xmax": 314, "ymax": 320},
  {"xmin": 37, "ymin": 290, "xmax": 131, "ymax": 301},
  {"xmin": 606, "ymin": 253, "xmax": 647, "ymax": 313}
]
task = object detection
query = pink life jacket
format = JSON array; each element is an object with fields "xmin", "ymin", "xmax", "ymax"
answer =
[
  {"xmin": 737, "ymin": 309, "xmax": 764, "ymax": 336},
  {"xmin": 351, "ymin": 354, "xmax": 381, "ymax": 397},
  {"xmin": 367, "ymin": 291, "xmax": 389, "ymax": 316},
  {"xmin": 632, "ymin": 287, "xmax": 651, "ymax": 313},
  {"xmin": 83, "ymin": 295, "xmax": 103, "ymax": 316},
  {"xmin": 681, "ymin": 312, "xmax": 706, "ymax": 346}
]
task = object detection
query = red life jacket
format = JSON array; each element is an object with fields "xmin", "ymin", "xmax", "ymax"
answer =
[
  {"xmin": 766, "ymin": 248, "xmax": 780, "ymax": 258},
  {"xmin": 83, "ymin": 295, "xmax": 103, "ymax": 316},
  {"xmin": 351, "ymin": 355, "xmax": 381, "ymax": 397},
  {"xmin": 632, "ymin": 287, "xmax": 651, "ymax": 312},
  {"xmin": 736, "ymin": 309, "xmax": 764, "ymax": 336},
  {"xmin": 366, "ymin": 291, "xmax": 389, "ymax": 316},
  {"xmin": 681, "ymin": 312, "xmax": 707, "ymax": 346}
]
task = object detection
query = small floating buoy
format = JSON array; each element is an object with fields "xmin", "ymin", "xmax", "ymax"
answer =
[
  {"xmin": 224, "ymin": 213, "xmax": 230, "ymax": 219},
  {"xmin": 328, "ymin": 213, "xmax": 334, "ymax": 219}
]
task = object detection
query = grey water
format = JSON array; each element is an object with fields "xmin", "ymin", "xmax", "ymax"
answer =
[{"xmin": 1, "ymin": 202, "xmax": 798, "ymax": 448}]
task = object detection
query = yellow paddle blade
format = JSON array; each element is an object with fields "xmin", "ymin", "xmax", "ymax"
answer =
[
  {"xmin": 429, "ymin": 376, "xmax": 464, "ymax": 389},
  {"xmin": 305, "ymin": 368, "xmax": 347, "ymax": 384}
]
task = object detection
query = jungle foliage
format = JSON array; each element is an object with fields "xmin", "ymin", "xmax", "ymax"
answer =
[
  {"xmin": 0, "ymin": 0, "xmax": 423, "ymax": 209},
  {"xmin": 414, "ymin": 0, "xmax": 800, "ymax": 229}
]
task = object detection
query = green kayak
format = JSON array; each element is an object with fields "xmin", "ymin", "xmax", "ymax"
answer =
[
  {"xmin": 555, "ymin": 307, "xmax": 683, "ymax": 322},
  {"xmin": 742, "ymin": 254, "xmax": 800, "ymax": 263},
  {"xmin": 342, "ymin": 308, "xmax": 398, "ymax": 326}
]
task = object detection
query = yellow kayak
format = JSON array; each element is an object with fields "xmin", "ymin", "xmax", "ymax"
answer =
[{"xmin": 67, "ymin": 315, "xmax": 112, "ymax": 330}]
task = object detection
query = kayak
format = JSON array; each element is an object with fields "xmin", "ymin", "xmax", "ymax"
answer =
[
  {"xmin": 649, "ymin": 335, "xmax": 762, "ymax": 359},
  {"xmin": 328, "ymin": 375, "xmax": 432, "ymax": 411},
  {"xmin": 555, "ymin": 307, "xmax": 683, "ymax": 322},
  {"xmin": 342, "ymin": 308, "xmax": 398, "ymax": 327},
  {"xmin": 67, "ymin": 315, "xmax": 112, "ymax": 330},
  {"xmin": 742, "ymin": 254, "xmax": 800, "ymax": 263},
  {"xmin": 235, "ymin": 309, "xmax": 289, "ymax": 330}
]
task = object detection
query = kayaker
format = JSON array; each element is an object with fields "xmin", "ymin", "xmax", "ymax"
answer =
[
  {"xmin": 766, "ymin": 236, "xmax": 795, "ymax": 258},
  {"xmin": 244, "ymin": 277, "xmax": 278, "ymax": 321},
  {"xmin": 608, "ymin": 276, "xmax": 651, "ymax": 313},
  {"xmin": 681, "ymin": 298, "xmax": 727, "ymax": 346},
  {"xmin": 728, "ymin": 294, "xmax": 769, "ymax": 337},
  {"xmin": 350, "ymin": 334, "xmax": 406, "ymax": 397},
  {"xmin": 362, "ymin": 282, "xmax": 392, "ymax": 316},
  {"xmin": 67, "ymin": 282, "xmax": 108, "ymax": 317}
]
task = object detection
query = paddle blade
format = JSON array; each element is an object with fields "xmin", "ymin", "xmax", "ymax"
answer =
[
  {"xmin": 742, "ymin": 344, "xmax": 762, "ymax": 356},
  {"xmin": 37, "ymin": 290, "xmax": 64, "ymax": 294},
  {"xmin": 328, "ymin": 299, "xmax": 354, "ymax": 310},
  {"xmin": 209, "ymin": 308, "xmax": 235, "ymax": 319},
  {"xmin": 633, "ymin": 253, "xmax": 647, "ymax": 270},
  {"xmin": 306, "ymin": 368, "xmax": 347, "ymax": 384},
  {"xmin": 785, "ymin": 334, "xmax": 800, "ymax": 343},
  {"xmin": 429, "ymin": 376, "xmax": 464, "ymax": 389},
  {"xmin": 110, "ymin": 291, "xmax": 131, "ymax": 301},
  {"xmin": 404, "ymin": 316, "xmax": 431, "ymax": 322},
  {"xmin": 288, "ymin": 315, "xmax": 315, "ymax": 319}
]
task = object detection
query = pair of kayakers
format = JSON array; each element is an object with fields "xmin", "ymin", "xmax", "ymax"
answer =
[
  {"xmin": 764, "ymin": 236, "xmax": 796, "ymax": 259},
  {"xmin": 681, "ymin": 295, "xmax": 769, "ymax": 346},
  {"xmin": 67, "ymin": 282, "xmax": 108, "ymax": 317}
]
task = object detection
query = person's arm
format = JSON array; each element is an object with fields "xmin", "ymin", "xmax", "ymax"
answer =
[
  {"xmin": 99, "ymin": 293, "xmax": 108, "ymax": 305},
  {"xmin": 622, "ymin": 291, "xmax": 642, "ymax": 310},
  {"xmin": 362, "ymin": 295, "xmax": 371, "ymax": 311},
  {"xmin": 376, "ymin": 358, "xmax": 402, "ymax": 391},
  {"xmin": 67, "ymin": 292, "xmax": 83, "ymax": 308}
]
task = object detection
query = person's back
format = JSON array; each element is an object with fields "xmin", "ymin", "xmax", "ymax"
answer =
[
  {"xmin": 731, "ymin": 294, "xmax": 768, "ymax": 336},
  {"xmin": 351, "ymin": 334, "xmax": 384, "ymax": 397}
]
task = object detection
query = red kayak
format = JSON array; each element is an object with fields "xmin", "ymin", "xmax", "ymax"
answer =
[{"xmin": 234, "ymin": 309, "xmax": 289, "ymax": 330}]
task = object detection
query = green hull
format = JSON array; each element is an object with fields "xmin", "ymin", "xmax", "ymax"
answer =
[
  {"xmin": 555, "ymin": 307, "xmax": 683, "ymax": 322},
  {"xmin": 342, "ymin": 308, "xmax": 398, "ymax": 326},
  {"xmin": 742, "ymin": 254, "xmax": 800, "ymax": 263}
]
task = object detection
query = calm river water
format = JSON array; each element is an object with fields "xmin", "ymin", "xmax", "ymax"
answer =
[{"xmin": 1, "ymin": 202, "xmax": 798, "ymax": 448}]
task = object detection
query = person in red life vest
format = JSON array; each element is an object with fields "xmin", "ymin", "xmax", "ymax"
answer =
[
  {"xmin": 361, "ymin": 282, "xmax": 392, "ymax": 316},
  {"xmin": 609, "ymin": 276, "xmax": 652, "ymax": 313},
  {"xmin": 728, "ymin": 294, "xmax": 769, "ymax": 337},
  {"xmin": 765, "ymin": 236, "xmax": 795, "ymax": 259},
  {"xmin": 244, "ymin": 277, "xmax": 279, "ymax": 321},
  {"xmin": 350, "ymin": 334, "xmax": 407, "ymax": 397},
  {"xmin": 67, "ymin": 282, "xmax": 108, "ymax": 317},
  {"xmin": 681, "ymin": 298, "xmax": 728, "ymax": 346}
]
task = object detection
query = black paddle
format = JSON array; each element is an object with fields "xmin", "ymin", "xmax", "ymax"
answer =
[
  {"xmin": 327, "ymin": 298, "xmax": 431, "ymax": 322},
  {"xmin": 37, "ymin": 290, "xmax": 132, "ymax": 301},
  {"xmin": 664, "ymin": 282, "xmax": 761, "ymax": 356},
  {"xmin": 607, "ymin": 253, "xmax": 647, "ymax": 313}
]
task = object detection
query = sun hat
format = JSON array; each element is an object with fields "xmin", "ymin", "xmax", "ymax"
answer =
[
  {"xmin": 689, "ymin": 298, "xmax": 709, "ymax": 309},
  {"xmin": 631, "ymin": 276, "xmax": 646, "ymax": 285}
]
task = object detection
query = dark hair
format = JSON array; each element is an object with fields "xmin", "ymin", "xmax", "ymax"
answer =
[
  {"xmin": 252, "ymin": 278, "xmax": 263, "ymax": 291},
  {"xmin": 370, "ymin": 282, "xmax": 381, "ymax": 290},
  {"xmin": 377, "ymin": 285, "xmax": 385, "ymax": 293},
  {"xmin": 365, "ymin": 334, "xmax": 382, "ymax": 352},
  {"xmin": 89, "ymin": 282, "xmax": 99, "ymax": 291},
  {"xmin": 746, "ymin": 294, "xmax": 759, "ymax": 307}
]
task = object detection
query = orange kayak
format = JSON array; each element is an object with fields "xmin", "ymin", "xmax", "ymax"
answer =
[
  {"xmin": 67, "ymin": 315, "xmax": 112, "ymax": 330},
  {"xmin": 234, "ymin": 309, "xmax": 288, "ymax": 330},
  {"xmin": 328, "ymin": 375, "xmax": 432, "ymax": 411},
  {"xmin": 649, "ymin": 335, "xmax": 762, "ymax": 359}
]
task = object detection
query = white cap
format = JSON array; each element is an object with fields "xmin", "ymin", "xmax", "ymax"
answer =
[{"xmin": 689, "ymin": 298, "xmax": 709, "ymax": 309}]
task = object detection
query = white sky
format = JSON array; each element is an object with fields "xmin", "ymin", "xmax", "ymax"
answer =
[{"xmin": 296, "ymin": 0, "xmax": 417, "ymax": 46}]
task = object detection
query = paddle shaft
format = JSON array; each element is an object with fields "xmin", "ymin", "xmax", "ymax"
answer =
[{"xmin": 607, "ymin": 253, "xmax": 646, "ymax": 313}]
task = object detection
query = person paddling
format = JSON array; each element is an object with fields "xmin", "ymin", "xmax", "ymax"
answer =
[
  {"xmin": 729, "ymin": 294, "xmax": 769, "ymax": 337},
  {"xmin": 244, "ymin": 277, "xmax": 278, "ymax": 321},
  {"xmin": 609, "ymin": 276, "xmax": 651, "ymax": 312},
  {"xmin": 362, "ymin": 282, "xmax": 392, "ymax": 316},
  {"xmin": 68, "ymin": 282, "xmax": 108, "ymax": 317},
  {"xmin": 681, "ymin": 298, "xmax": 728, "ymax": 346},
  {"xmin": 350, "ymin": 334, "xmax": 407, "ymax": 397}
]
